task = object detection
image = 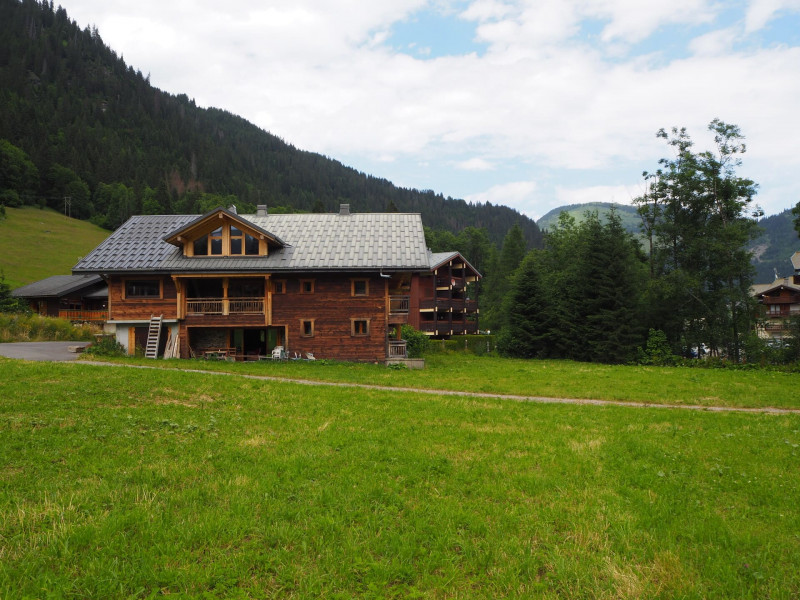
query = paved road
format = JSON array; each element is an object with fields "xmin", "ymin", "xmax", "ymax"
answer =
[{"xmin": 0, "ymin": 341, "xmax": 91, "ymax": 361}]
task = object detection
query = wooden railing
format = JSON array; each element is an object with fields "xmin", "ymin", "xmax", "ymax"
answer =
[
  {"xmin": 388, "ymin": 340, "xmax": 407, "ymax": 358},
  {"xmin": 229, "ymin": 298, "xmax": 265, "ymax": 314},
  {"xmin": 390, "ymin": 295, "xmax": 410, "ymax": 313},
  {"xmin": 58, "ymin": 309, "xmax": 106, "ymax": 323},
  {"xmin": 186, "ymin": 297, "xmax": 264, "ymax": 315}
]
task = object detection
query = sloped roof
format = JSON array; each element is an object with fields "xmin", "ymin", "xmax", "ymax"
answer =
[
  {"xmin": 428, "ymin": 251, "xmax": 482, "ymax": 277},
  {"xmin": 163, "ymin": 207, "xmax": 286, "ymax": 248},
  {"xmin": 11, "ymin": 274, "xmax": 104, "ymax": 298},
  {"xmin": 73, "ymin": 211, "xmax": 431, "ymax": 274},
  {"xmin": 792, "ymin": 251, "xmax": 800, "ymax": 271},
  {"xmin": 752, "ymin": 277, "xmax": 800, "ymax": 297}
]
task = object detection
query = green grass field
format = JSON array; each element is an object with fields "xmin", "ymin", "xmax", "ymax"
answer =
[
  {"xmin": 2, "ymin": 357, "xmax": 799, "ymax": 598},
  {"xmin": 0, "ymin": 206, "xmax": 109, "ymax": 288},
  {"xmin": 92, "ymin": 353, "xmax": 800, "ymax": 410}
]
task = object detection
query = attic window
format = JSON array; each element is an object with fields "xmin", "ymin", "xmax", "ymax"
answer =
[
  {"xmin": 187, "ymin": 223, "xmax": 264, "ymax": 257},
  {"xmin": 210, "ymin": 227, "xmax": 223, "ymax": 255}
]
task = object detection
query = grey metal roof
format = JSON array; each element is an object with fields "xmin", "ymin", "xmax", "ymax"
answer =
[
  {"xmin": 428, "ymin": 251, "xmax": 482, "ymax": 277},
  {"xmin": 73, "ymin": 212, "xmax": 431, "ymax": 274},
  {"xmin": 11, "ymin": 274, "xmax": 104, "ymax": 298}
]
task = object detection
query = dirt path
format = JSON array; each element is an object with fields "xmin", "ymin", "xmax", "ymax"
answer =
[{"xmin": 76, "ymin": 360, "xmax": 800, "ymax": 415}]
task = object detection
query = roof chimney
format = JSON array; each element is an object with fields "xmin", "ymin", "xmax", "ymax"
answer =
[
  {"xmin": 228, "ymin": 204, "xmax": 237, "ymax": 215},
  {"xmin": 257, "ymin": 204, "xmax": 268, "ymax": 216},
  {"xmin": 339, "ymin": 203, "xmax": 350, "ymax": 215}
]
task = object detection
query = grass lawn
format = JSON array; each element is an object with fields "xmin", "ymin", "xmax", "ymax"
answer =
[
  {"xmin": 0, "ymin": 206, "xmax": 109, "ymax": 288},
  {"xmin": 2, "ymin": 358, "xmax": 799, "ymax": 598},
  {"xmin": 88, "ymin": 353, "xmax": 800, "ymax": 410}
]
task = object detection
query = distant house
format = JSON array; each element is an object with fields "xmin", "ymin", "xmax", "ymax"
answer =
[
  {"xmin": 11, "ymin": 274, "xmax": 108, "ymax": 323},
  {"xmin": 71, "ymin": 205, "xmax": 481, "ymax": 361},
  {"xmin": 752, "ymin": 251, "xmax": 800, "ymax": 341}
]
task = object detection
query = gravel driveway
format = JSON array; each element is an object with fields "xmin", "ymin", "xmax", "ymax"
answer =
[{"xmin": 0, "ymin": 341, "xmax": 92, "ymax": 361}]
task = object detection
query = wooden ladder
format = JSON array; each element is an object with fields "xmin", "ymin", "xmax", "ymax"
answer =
[{"xmin": 144, "ymin": 315, "xmax": 163, "ymax": 359}]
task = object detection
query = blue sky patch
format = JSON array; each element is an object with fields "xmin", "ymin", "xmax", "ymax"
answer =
[{"xmin": 389, "ymin": 8, "xmax": 486, "ymax": 58}]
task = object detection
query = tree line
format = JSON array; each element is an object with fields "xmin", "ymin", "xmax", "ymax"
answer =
[{"xmin": 453, "ymin": 121, "xmax": 797, "ymax": 364}]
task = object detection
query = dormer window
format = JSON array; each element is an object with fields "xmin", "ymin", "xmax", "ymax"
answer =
[
  {"xmin": 210, "ymin": 227, "xmax": 223, "ymax": 255},
  {"xmin": 164, "ymin": 207, "xmax": 286, "ymax": 258}
]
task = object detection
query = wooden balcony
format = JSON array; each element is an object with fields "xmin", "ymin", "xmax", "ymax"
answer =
[
  {"xmin": 58, "ymin": 309, "xmax": 107, "ymax": 323},
  {"xmin": 390, "ymin": 295, "xmax": 410, "ymax": 314},
  {"xmin": 419, "ymin": 298, "xmax": 478, "ymax": 312},
  {"xmin": 186, "ymin": 297, "xmax": 264, "ymax": 315}
]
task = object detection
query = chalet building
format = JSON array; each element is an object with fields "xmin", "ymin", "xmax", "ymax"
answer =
[
  {"xmin": 11, "ymin": 274, "xmax": 108, "ymax": 323},
  {"xmin": 72, "ymin": 205, "xmax": 481, "ymax": 362},
  {"xmin": 752, "ymin": 251, "xmax": 800, "ymax": 342}
]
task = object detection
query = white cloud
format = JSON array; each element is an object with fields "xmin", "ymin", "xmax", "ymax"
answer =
[
  {"xmin": 745, "ymin": 0, "xmax": 800, "ymax": 33},
  {"xmin": 56, "ymin": 0, "xmax": 800, "ymax": 219},
  {"xmin": 454, "ymin": 158, "xmax": 495, "ymax": 170},
  {"xmin": 465, "ymin": 180, "xmax": 540, "ymax": 215}
]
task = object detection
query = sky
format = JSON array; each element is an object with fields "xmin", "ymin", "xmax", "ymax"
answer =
[{"xmin": 59, "ymin": 0, "xmax": 800, "ymax": 221}]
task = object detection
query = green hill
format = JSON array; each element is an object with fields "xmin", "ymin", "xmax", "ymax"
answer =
[
  {"xmin": 0, "ymin": 0, "xmax": 541, "ymax": 249},
  {"xmin": 0, "ymin": 205, "xmax": 109, "ymax": 288},
  {"xmin": 537, "ymin": 202, "xmax": 800, "ymax": 283},
  {"xmin": 537, "ymin": 202, "xmax": 641, "ymax": 234}
]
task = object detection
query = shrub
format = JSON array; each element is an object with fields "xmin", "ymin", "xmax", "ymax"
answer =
[
  {"xmin": 0, "ymin": 313, "xmax": 96, "ymax": 343},
  {"xmin": 637, "ymin": 329, "xmax": 678, "ymax": 366},
  {"xmin": 86, "ymin": 335, "xmax": 126, "ymax": 357},
  {"xmin": 400, "ymin": 325, "xmax": 430, "ymax": 358}
]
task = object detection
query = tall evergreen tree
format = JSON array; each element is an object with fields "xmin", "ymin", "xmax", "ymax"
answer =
[{"xmin": 497, "ymin": 252, "xmax": 549, "ymax": 358}]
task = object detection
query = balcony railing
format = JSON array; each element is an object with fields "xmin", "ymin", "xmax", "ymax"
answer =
[
  {"xmin": 389, "ymin": 295, "xmax": 410, "ymax": 314},
  {"xmin": 58, "ymin": 309, "xmax": 107, "ymax": 323},
  {"xmin": 388, "ymin": 340, "xmax": 407, "ymax": 358},
  {"xmin": 186, "ymin": 297, "xmax": 264, "ymax": 315}
]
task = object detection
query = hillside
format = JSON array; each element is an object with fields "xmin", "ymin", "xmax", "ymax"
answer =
[
  {"xmin": 751, "ymin": 209, "xmax": 799, "ymax": 283},
  {"xmin": 538, "ymin": 201, "xmax": 799, "ymax": 283},
  {"xmin": 536, "ymin": 202, "xmax": 640, "ymax": 233},
  {"xmin": 0, "ymin": 0, "xmax": 541, "ymax": 248},
  {"xmin": 0, "ymin": 205, "xmax": 109, "ymax": 288}
]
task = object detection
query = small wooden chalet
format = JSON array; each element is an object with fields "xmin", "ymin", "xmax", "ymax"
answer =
[
  {"xmin": 752, "ymin": 251, "xmax": 800, "ymax": 342},
  {"xmin": 11, "ymin": 274, "xmax": 108, "ymax": 323},
  {"xmin": 72, "ymin": 205, "xmax": 481, "ymax": 362}
]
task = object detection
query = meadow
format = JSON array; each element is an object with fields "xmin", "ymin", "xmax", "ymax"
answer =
[
  {"xmin": 1, "ymin": 357, "xmax": 799, "ymax": 598},
  {"xmin": 94, "ymin": 353, "xmax": 800, "ymax": 411},
  {"xmin": 0, "ymin": 206, "xmax": 108, "ymax": 288}
]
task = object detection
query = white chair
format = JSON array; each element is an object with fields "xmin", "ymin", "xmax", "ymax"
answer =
[{"xmin": 271, "ymin": 346, "xmax": 284, "ymax": 360}]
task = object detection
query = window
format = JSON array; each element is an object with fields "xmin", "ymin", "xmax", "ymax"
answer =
[
  {"xmin": 273, "ymin": 280, "xmax": 286, "ymax": 294},
  {"xmin": 300, "ymin": 279, "xmax": 315, "ymax": 294},
  {"xmin": 193, "ymin": 234, "xmax": 208, "ymax": 256},
  {"xmin": 351, "ymin": 279, "xmax": 369, "ymax": 296},
  {"xmin": 230, "ymin": 226, "xmax": 244, "ymax": 255},
  {"xmin": 244, "ymin": 233, "xmax": 259, "ymax": 255},
  {"xmin": 351, "ymin": 318, "xmax": 370, "ymax": 336},
  {"xmin": 125, "ymin": 279, "xmax": 161, "ymax": 298},
  {"xmin": 300, "ymin": 319, "xmax": 315, "ymax": 337},
  {"xmin": 188, "ymin": 223, "xmax": 263, "ymax": 257},
  {"xmin": 769, "ymin": 304, "xmax": 782, "ymax": 314},
  {"xmin": 209, "ymin": 227, "xmax": 223, "ymax": 255}
]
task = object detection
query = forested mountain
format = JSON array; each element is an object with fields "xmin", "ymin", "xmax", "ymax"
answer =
[
  {"xmin": 538, "ymin": 202, "xmax": 799, "ymax": 284},
  {"xmin": 751, "ymin": 209, "xmax": 799, "ymax": 283},
  {"xmin": 0, "ymin": 0, "xmax": 541, "ymax": 247}
]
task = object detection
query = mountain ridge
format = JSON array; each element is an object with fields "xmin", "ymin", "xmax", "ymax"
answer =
[{"xmin": 0, "ymin": 0, "xmax": 542, "ymax": 248}]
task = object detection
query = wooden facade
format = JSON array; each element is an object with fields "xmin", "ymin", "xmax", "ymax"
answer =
[
  {"xmin": 74, "ymin": 207, "xmax": 482, "ymax": 362},
  {"xmin": 108, "ymin": 273, "xmax": 393, "ymax": 361}
]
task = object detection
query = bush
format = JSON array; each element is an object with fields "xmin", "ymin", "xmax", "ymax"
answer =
[
  {"xmin": 425, "ymin": 335, "xmax": 497, "ymax": 355},
  {"xmin": 86, "ymin": 335, "xmax": 126, "ymax": 357},
  {"xmin": 0, "ymin": 313, "xmax": 97, "ymax": 343},
  {"xmin": 637, "ymin": 329, "xmax": 677, "ymax": 366},
  {"xmin": 400, "ymin": 325, "xmax": 430, "ymax": 358}
]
